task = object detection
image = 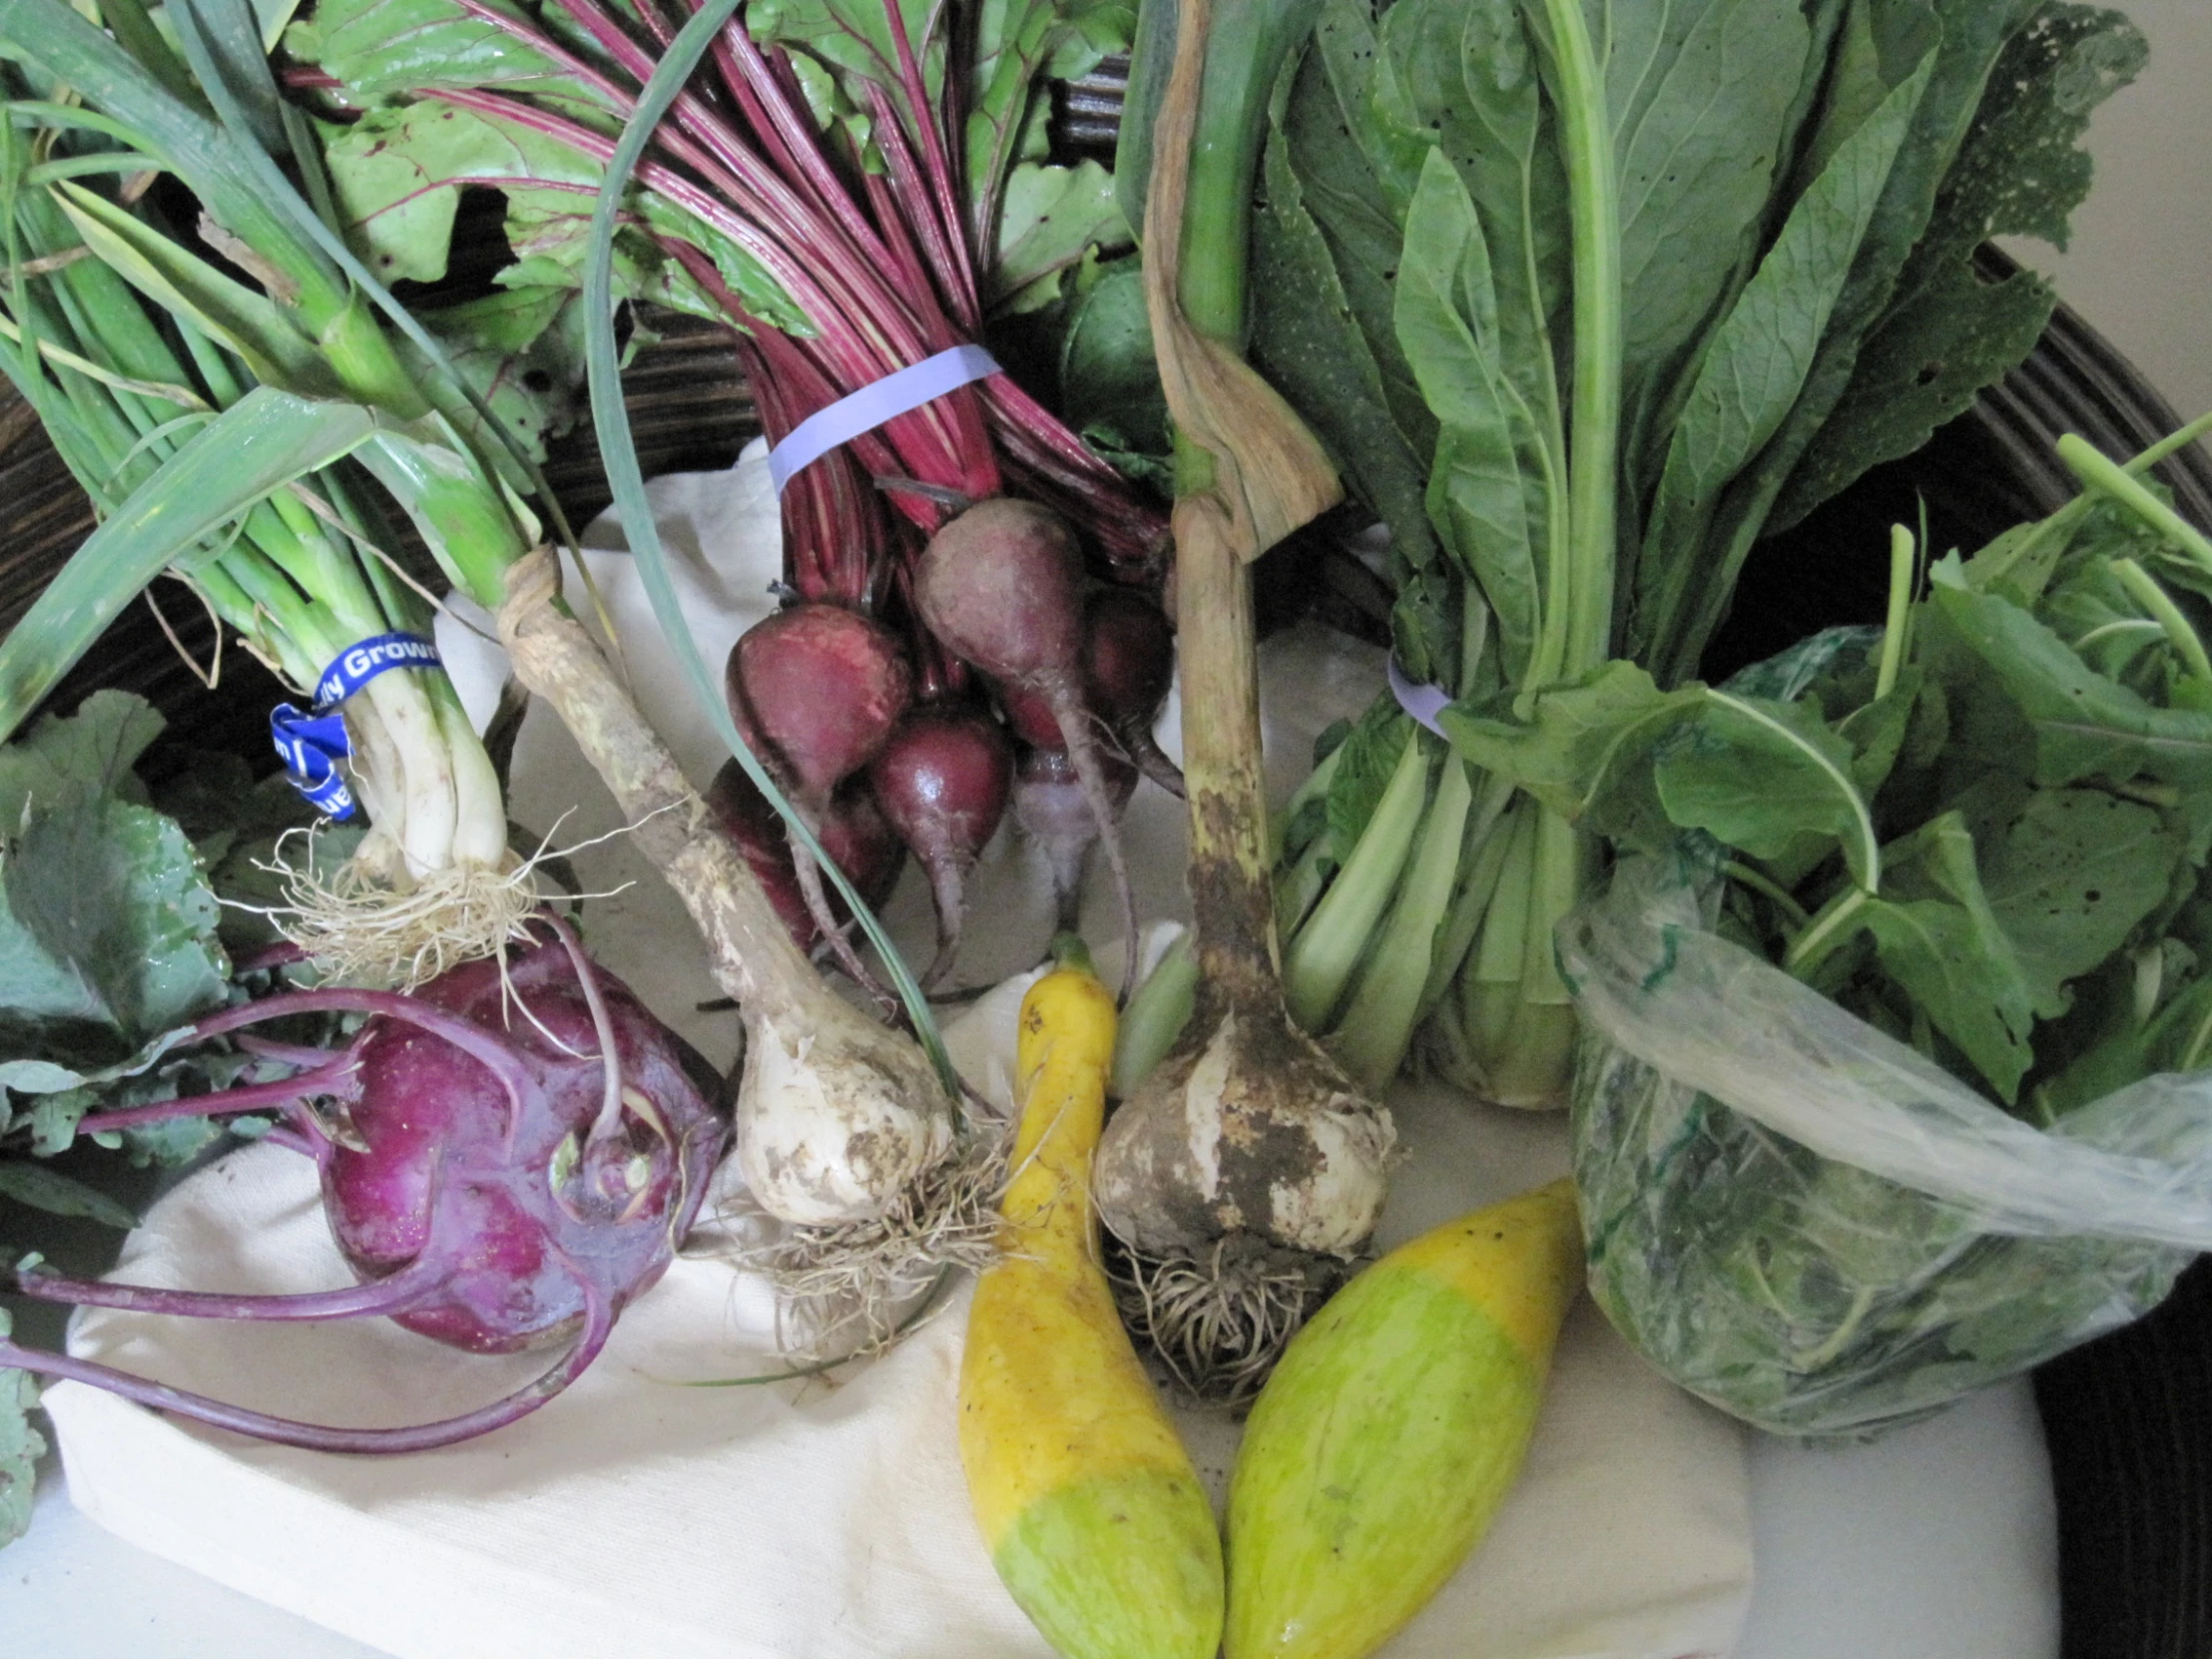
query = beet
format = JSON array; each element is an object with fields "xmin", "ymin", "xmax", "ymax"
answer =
[
  {"xmin": 0, "ymin": 917, "xmax": 730, "ymax": 1451},
  {"xmin": 708, "ymin": 761, "xmax": 905, "ymax": 954},
  {"xmin": 726, "ymin": 603, "xmax": 913, "ymax": 803},
  {"xmin": 1015, "ymin": 744, "xmax": 1137, "ymax": 934},
  {"xmin": 916, "ymin": 499, "xmax": 1139, "ymax": 993},
  {"xmin": 868, "ymin": 707, "xmax": 1013, "ymax": 985}
]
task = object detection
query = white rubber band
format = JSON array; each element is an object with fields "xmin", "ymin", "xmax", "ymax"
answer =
[{"xmin": 767, "ymin": 343, "xmax": 1001, "ymax": 496}]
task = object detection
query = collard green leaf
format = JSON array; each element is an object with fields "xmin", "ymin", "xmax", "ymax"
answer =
[
  {"xmin": 1604, "ymin": 0, "xmax": 1810, "ymax": 397},
  {"xmin": 1394, "ymin": 148, "xmax": 1541, "ymax": 685},
  {"xmin": 1249, "ymin": 48, "xmax": 1434, "ymax": 569},
  {"xmin": 0, "ymin": 1318, "xmax": 42, "ymax": 1548},
  {"xmin": 1642, "ymin": 0, "xmax": 2043, "ymax": 685},
  {"xmin": 1632, "ymin": 40, "xmax": 1934, "ymax": 664},
  {"xmin": 1774, "ymin": 3, "xmax": 2148, "ymax": 527}
]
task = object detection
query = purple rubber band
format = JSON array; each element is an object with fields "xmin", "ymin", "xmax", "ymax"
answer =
[
  {"xmin": 767, "ymin": 344, "xmax": 1000, "ymax": 496},
  {"xmin": 1387, "ymin": 655, "xmax": 1451, "ymax": 737}
]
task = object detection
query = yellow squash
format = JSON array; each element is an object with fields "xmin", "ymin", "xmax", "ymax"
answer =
[
  {"xmin": 958, "ymin": 943, "xmax": 1224, "ymax": 1659},
  {"xmin": 1226, "ymin": 1178, "xmax": 1583, "ymax": 1659}
]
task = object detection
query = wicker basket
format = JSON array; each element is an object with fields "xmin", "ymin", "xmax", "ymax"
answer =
[{"xmin": 3, "ymin": 58, "xmax": 2209, "ymax": 1659}]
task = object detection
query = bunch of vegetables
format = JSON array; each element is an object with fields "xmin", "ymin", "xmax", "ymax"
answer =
[
  {"xmin": 1248, "ymin": 0, "xmax": 2149, "ymax": 1101},
  {"xmin": 1529, "ymin": 415, "xmax": 2212, "ymax": 1433},
  {"xmin": 281, "ymin": 0, "xmax": 1182, "ymax": 994}
]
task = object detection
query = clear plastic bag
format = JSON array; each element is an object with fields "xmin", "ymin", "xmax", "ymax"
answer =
[{"xmin": 1559, "ymin": 850, "xmax": 2212, "ymax": 1437}]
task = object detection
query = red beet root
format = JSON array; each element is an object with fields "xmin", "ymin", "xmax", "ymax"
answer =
[
  {"xmin": 707, "ymin": 760, "xmax": 905, "ymax": 954},
  {"xmin": 868, "ymin": 708, "xmax": 1013, "ymax": 986},
  {"xmin": 1015, "ymin": 745, "xmax": 1137, "ymax": 935},
  {"xmin": 726, "ymin": 603, "xmax": 913, "ymax": 803},
  {"xmin": 916, "ymin": 499, "xmax": 1139, "ymax": 995}
]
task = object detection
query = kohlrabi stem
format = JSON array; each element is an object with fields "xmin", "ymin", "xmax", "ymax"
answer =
[
  {"xmin": 0, "ymin": 1288, "xmax": 615, "ymax": 1453},
  {"xmin": 73, "ymin": 1056, "xmax": 360, "ymax": 1137},
  {"xmin": 9, "ymin": 1248, "xmax": 447, "ymax": 1322}
]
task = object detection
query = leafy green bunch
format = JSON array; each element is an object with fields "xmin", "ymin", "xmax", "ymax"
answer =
[{"xmin": 1248, "ymin": 0, "xmax": 2147, "ymax": 1100}]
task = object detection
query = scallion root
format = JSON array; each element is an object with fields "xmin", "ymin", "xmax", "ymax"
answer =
[{"xmin": 255, "ymin": 830, "xmax": 545, "ymax": 990}]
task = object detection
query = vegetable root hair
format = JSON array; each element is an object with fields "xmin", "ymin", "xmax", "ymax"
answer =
[
  {"xmin": 725, "ymin": 1126, "xmax": 1010, "ymax": 1363},
  {"xmin": 1107, "ymin": 1232, "xmax": 1355, "ymax": 1405},
  {"xmin": 254, "ymin": 828, "xmax": 547, "ymax": 990}
]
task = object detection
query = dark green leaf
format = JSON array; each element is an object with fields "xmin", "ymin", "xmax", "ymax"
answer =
[
  {"xmin": 1655, "ymin": 691, "xmax": 1879, "ymax": 885},
  {"xmin": 1324, "ymin": 698, "xmax": 1413, "ymax": 860},
  {"xmin": 1864, "ymin": 812, "xmax": 2038, "ymax": 1100},
  {"xmin": 1930, "ymin": 565, "xmax": 2212, "ymax": 792},
  {"xmin": 1981, "ymin": 786, "xmax": 2181, "ymax": 1013},
  {"xmin": 288, "ymin": 0, "xmax": 615, "ymax": 120},
  {"xmin": 1250, "ymin": 50, "xmax": 1434, "ymax": 568},
  {"xmin": 0, "ymin": 690, "xmax": 163, "ymax": 827},
  {"xmin": 0, "ymin": 1157, "xmax": 139, "ymax": 1227},
  {"xmin": 1058, "ymin": 255, "xmax": 1168, "ymax": 454},
  {"xmin": 1775, "ymin": 3, "xmax": 2147, "ymax": 524}
]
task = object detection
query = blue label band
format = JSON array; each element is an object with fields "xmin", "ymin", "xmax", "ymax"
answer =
[
  {"xmin": 312, "ymin": 631, "xmax": 442, "ymax": 710},
  {"xmin": 270, "ymin": 632, "xmax": 440, "ymax": 819},
  {"xmin": 1386, "ymin": 655, "xmax": 1451, "ymax": 738},
  {"xmin": 270, "ymin": 705, "xmax": 356, "ymax": 820},
  {"xmin": 768, "ymin": 343, "xmax": 1000, "ymax": 496}
]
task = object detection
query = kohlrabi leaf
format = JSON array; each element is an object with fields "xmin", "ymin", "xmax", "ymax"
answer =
[
  {"xmin": 1773, "ymin": 3, "xmax": 2148, "ymax": 529},
  {"xmin": 1057, "ymin": 254, "xmax": 1169, "ymax": 455},
  {"xmin": 0, "ymin": 795, "xmax": 228, "ymax": 1052},
  {"xmin": 0, "ymin": 1316, "xmax": 42, "ymax": 1547},
  {"xmin": 0, "ymin": 689, "xmax": 162, "ymax": 823}
]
